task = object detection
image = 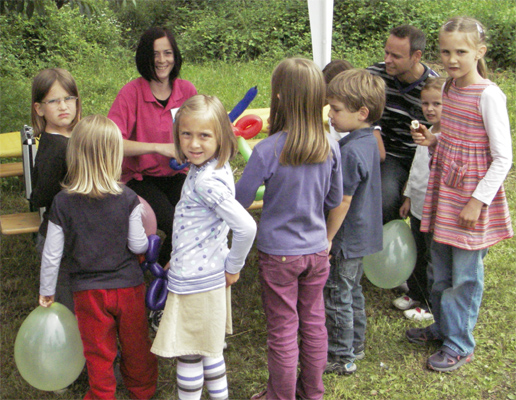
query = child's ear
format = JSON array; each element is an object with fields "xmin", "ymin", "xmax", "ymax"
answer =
[
  {"xmin": 358, "ymin": 106, "xmax": 370, "ymax": 122},
  {"xmin": 34, "ymin": 102, "xmax": 45, "ymax": 117},
  {"xmin": 476, "ymin": 45, "xmax": 487, "ymax": 60}
]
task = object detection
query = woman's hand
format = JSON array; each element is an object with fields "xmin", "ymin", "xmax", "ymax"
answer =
[
  {"xmin": 123, "ymin": 139, "xmax": 177, "ymax": 159},
  {"xmin": 458, "ymin": 198, "xmax": 484, "ymax": 229},
  {"xmin": 225, "ymin": 271, "xmax": 240, "ymax": 287},
  {"xmin": 39, "ymin": 295, "xmax": 54, "ymax": 308},
  {"xmin": 153, "ymin": 143, "xmax": 177, "ymax": 159}
]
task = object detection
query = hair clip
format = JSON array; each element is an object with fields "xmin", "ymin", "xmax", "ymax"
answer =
[{"xmin": 475, "ymin": 22, "xmax": 484, "ymax": 36}]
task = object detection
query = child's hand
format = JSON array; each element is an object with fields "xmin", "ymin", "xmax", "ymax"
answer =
[
  {"xmin": 399, "ymin": 197, "xmax": 411, "ymax": 219},
  {"xmin": 39, "ymin": 295, "xmax": 54, "ymax": 308},
  {"xmin": 163, "ymin": 262, "xmax": 170, "ymax": 271},
  {"xmin": 225, "ymin": 271, "xmax": 240, "ymax": 287},
  {"xmin": 458, "ymin": 198, "xmax": 484, "ymax": 229},
  {"xmin": 411, "ymin": 124, "xmax": 437, "ymax": 148}
]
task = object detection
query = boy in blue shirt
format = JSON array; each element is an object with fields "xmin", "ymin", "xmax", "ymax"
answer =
[{"xmin": 324, "ymin": 69, "xmax": 385, "ymax": 374}]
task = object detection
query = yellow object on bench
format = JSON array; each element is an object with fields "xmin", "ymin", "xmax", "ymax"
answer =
[
  {"xmin": 0, "ymin": 131, "xmax": 24, "ymax": 158},
  {"xmin": 0, "ymin": 162, "xmax": 23, "ymax": 178},
  {"xmin": 0, "ymin": 212, "xmax": 41, "ymax": 235}
]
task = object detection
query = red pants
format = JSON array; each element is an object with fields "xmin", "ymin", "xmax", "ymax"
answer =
[{"xmin": 74, "ymin": 284, "xmax": 158, "ymax": 400}]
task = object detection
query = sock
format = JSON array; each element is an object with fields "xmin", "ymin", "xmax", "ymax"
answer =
[
  {"xmin": 177, "ymin": 355, "xmax": 203, "ymax": 400},
  {"xmin": 203, "ymin": 356, "xmax": 228, "ymax": 400}
]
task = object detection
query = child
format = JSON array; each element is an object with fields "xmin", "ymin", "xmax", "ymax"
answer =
[
  {"xmin": 322, "ymin": 60, "xmax": 354, "ymax": 142},
  {"xmin": 323, "ymin": 69, "xmax": 385, "ymax": 375},
  {"xmin": 31, "ymin": 68, "xmax": 82, "ymax": 312},
  {"xmin": 151, "ymin": 94, "xmax": 256, "ymax": 400},
  {"xmin": 407, "ymin": 17, "xmax": 513, "ymax": 372},
  {"xmin": 236, "ymin": 58, "xmax": 344, "ymax": 400},
  {"xmin": 395, "ymin": 77, "xmax": 446, "ymax": 321},
  {"xmin": 38, "ymin": 115, "xmax": 157, "ymax": 398}
]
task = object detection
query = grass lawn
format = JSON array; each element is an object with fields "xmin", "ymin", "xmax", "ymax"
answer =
[{"xmin": 1, "ymin": 60, "xmax": 515, "ymax": 400}]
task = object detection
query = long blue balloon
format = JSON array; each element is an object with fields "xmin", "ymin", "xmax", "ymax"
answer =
[{"xmin": 228, "ymin": 86, "xmax": 258, "ymax": 123}]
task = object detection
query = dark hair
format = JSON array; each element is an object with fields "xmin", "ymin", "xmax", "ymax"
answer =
[
  {"xmin": 322, "ymin": 59, "xmax": 354, "ymax": 84},
  {"xmin": 135, "ymin": 27, "xmax": 183, "ymax": 87},
  {"xmin": 390, "ymin": 25, "xmax": 426, "ymax": 55}
]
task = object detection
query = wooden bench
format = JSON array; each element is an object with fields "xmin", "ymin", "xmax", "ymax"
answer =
[
  {"xmin": 0, "ymin": 126, "xmax": 42, "ymax": 235},
  {"xmin": 0, "ymin": 212, "xmax": 41, "ymax": 235},
  {"xmin": 0, "ymin": 162, "xmax": 23, "ymax": 178}
]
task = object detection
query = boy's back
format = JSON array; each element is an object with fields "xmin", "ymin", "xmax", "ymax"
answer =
[{"xmin": 332, "ymin": 127, "xmax": 383, "ymax": 259}]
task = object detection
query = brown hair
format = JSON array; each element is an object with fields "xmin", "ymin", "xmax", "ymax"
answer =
[
  {"xmin": 31, "ymin": 68, "xmax": 82, "ymax": 137},
  {"xmin": 269, "ymin": 58, "xmax": 330, "ymax": 166},
  {"xmin": 173, "ymin": 94, "xmax": 238, "ymax": 169},
  {"xmin": 326, "ymin": 69, "xmax": 386, "ymax": 124}
]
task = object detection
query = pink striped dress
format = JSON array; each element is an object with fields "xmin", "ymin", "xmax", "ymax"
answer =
[{"xmin": 421, "ymin": 80, "xmax": 513, "ymax": 250}]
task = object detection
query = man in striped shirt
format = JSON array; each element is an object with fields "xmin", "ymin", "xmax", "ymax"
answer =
[{"xmin": 368, "ymin": 25, "xmax": 439, "ymax": 224}]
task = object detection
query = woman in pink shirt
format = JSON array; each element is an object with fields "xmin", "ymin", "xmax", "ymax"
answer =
[{"xmin": 109, "ymin": 27, "xmax": 197, "ymax": 268}]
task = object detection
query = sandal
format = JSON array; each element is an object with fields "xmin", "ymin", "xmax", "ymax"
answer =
[
  {"xmin": 427, "ymin": 346, "xmax": 474, "ymax": 372},
  {"xmin": 251, "ymin": 389, "xmax": 267, "ymax": 400}
]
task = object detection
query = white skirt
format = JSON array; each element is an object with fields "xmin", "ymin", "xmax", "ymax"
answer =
[{"xmin": 151, "ymin": 286, "xmax": 232, "ymax": 358}]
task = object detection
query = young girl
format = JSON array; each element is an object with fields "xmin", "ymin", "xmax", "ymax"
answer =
[
  {"xmin": 39, "ymin": 115, "xmax": 158, "ymax": 399},
  {"xmin": 151, "ymin": 94, "xmax": 257, "ymax": 400},
  {"xmin": 31, "ymin": 68, "xmax": 82, "ymax": 312},
  {"xmin": 235, "ymin": 58, "xmax": 344, "ymax": 400},
  {"xmin": 395, "ymin": 77, "xmax": 446, "ymax": 321},
  {"xmin": 407, "ymin": 17, "xmax": 513, "ymax": 372}
]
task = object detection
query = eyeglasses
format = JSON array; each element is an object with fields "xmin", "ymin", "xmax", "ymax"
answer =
[{"xmin": 39, "ymin": 96, "xmax": 78, "ymax": 108}]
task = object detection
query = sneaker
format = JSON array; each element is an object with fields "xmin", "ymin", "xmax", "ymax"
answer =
[
  {"xmin": 149, "ymin": 310, "xmax": 163, "ymax": 332},
  {"xmin": 427, "ymin": 347, "xmax": 473, "ymax": 372},
  {"xmin": 354, "ymin": 350, "xmax": 365, "ymax": 360},
  {"xmin": 404, "ymin": 307, "xmax": 434, "ymax": 321},
  {"xmin": 324, "ymin": 361, "xmax": 357, "ymax": 375},
  {"xmin": 406, "ymin": 326, "xmax": 441, "ymax": 344},
  {"xmin": 392, "ymin": 295, "xmax": 419, "ymax": 310}
]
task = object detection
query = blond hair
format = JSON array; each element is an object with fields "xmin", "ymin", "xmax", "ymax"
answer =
[
  {"xmin": 64, "ymin": 115, "xmax": 123, "ymax": 198},
  {"xmin": 327, "ymin": 69, "xmax": 386, "ymax": 123},
  {"xmin": 421, "ymin": 76, "xmax": 447, "ymax": 94},
  {"xmin": 440, "ymin": 16, "xmax": 488, "ymax": 93},
  {"xmin": 173, "ymin": 94, "xmax": 238, "ymax": 169},
  {"xmin": 31, "ymin": 68, "xmax": 82, "ymax": 137},
  {"xmin": 269, "ymin": 58, "xmax": 330, "ymax": 166}
]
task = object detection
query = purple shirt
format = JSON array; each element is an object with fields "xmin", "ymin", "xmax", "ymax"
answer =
[
  {"xmin": 236, "ymin": 132, "xmax": 343, "ymax": 255},
  {"xmin": 108, "ymin": 77, "xmax": 197, "ymax": 183}
]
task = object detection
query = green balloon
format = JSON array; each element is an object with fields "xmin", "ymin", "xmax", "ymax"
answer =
[
  {"xmin": 14, "ymin": 302, "xmax": 85, "ymax": 391},
  {"xmin": 363, "ymin": 219, "xmax": 417, "ymax": 289},
  {"xmin": 237, "ymin": 136, "xmax": 265, "ymax": 202}
]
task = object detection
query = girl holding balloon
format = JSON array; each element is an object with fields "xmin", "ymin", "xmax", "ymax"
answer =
[
  {"xmin": 150, "ymin": 94, "xmax": 256, "ymax": 400},
  {"xmin": 39, "ymin": 115, "xmax": 158, "ymax": 399},
  {"xmin": 408, "ymin": 17, "xmax": 513, "ymax": 372},
  {"xmin": 236, "ymin": 58, "xmax": 344, "ymax": 400}
]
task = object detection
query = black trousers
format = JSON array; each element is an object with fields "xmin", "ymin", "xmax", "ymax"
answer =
[{"xmin": 127, "ymin": 174, "xmax": 186, "ymax": 266}]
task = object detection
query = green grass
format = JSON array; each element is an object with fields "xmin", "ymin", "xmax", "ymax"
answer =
[{"xmin": 1, "ymin": 60, "xmax": 516, "ymax": 400}]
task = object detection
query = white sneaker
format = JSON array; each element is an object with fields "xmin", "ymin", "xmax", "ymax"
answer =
[
  {"xmin": 392, "ymin": 295, "xmax": 419, "ymax": 311},
  {"xmin": 404, "ymin": 307, "xmax": 433, "ymax": 321}
]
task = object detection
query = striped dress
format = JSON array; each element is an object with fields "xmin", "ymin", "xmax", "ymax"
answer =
[{"xmin": 421, "ymin": 80, "xmax": 513, "ymax": 250}]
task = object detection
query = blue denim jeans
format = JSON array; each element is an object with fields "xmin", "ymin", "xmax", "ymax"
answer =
[
  {"xmin": 324, "ymin": 255, "xmax": 366, "ymax": 362},
  {"xmin": 428, "ymin": 241, "xmax": 487, "ymax": 356},
  {"xmin": 380, "ymin": 154, "xmax": 411, "ymax": 224},
  {"xmin": 258, "ymin": 251, "xmax": 330, "ymax": 400}
]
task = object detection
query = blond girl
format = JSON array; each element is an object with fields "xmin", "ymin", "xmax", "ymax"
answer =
[{"xmin": 39, "ymin": 115, "xmax": 158, "ymax": 398}]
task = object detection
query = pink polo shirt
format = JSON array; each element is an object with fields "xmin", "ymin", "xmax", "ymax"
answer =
[{"xmin": 108, "ymin": 77, "xmax": 197, "ymax": 183}]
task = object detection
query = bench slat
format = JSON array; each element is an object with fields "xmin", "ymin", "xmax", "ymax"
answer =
[
  {"xmin": 0, "ymin": 212, "xmax": 40, "ymax": 235},
  {"xmin": 0, "ymin": 162, "xmax": 23, "ymax": 178}
]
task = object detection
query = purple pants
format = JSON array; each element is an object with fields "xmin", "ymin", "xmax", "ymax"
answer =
[{"xmin": 258, "ymin": 251, "xmax": 330, "ymax": 400}]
